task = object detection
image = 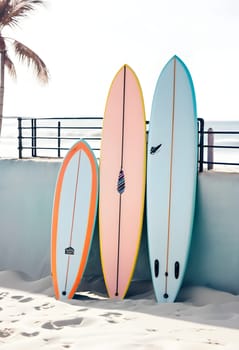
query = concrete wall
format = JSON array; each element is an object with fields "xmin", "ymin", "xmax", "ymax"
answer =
[
  {"xmin": 0, "ymin": 159, "xmax": 61, "ymax": 279},
  {"xmin": 184, "ymin": 171, "xmax": 239, "ymax": 294},
  {"xmin": 0, "ymin": 159, "xmax": 238, "ymax": 294}
]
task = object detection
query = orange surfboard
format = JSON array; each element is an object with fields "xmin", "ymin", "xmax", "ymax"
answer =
[
  {"xmin": 51, "ymin": 140, "xmax": 98, "ymax": 300},
  {"xmin": 99, "ymin": 65, "xmax": 146, "ymax": 299}
]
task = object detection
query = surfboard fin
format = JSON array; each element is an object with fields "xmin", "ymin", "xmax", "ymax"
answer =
[
  {"xmin": 154, "ymin": 259, "xmax": 159, "ymax": 277},
  {"xmin": 174, "ymin": 261, "xmax": 180, "ymax": 279}
]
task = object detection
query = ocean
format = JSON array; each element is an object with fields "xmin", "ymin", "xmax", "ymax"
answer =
[{"xmin": 0, "ymin": 117, "xmax": 238, "ymax": 172}]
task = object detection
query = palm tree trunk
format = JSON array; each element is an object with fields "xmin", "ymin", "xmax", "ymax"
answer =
[{"xmin": 0, "ymin": 49, "xmax": 5, "ymax": 136}]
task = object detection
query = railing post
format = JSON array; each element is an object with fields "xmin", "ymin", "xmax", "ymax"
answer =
[
  {"xmin": 31, "ymin": 118, "xmax": 37, "ymax": 157},
  {"xmin": 198, "ymin": 118, "xmax": 204, "ymax": 172},
  {"xmin": 18, "ymin": 117, "xmax": 22, "ymax": 159},
  {"xmin": 57, "ymin": 121, "xmax": 61, "ymax": 157},
  {"xmin": 207, "ymin": 127, "xmax": 214, "ymax": 170}
]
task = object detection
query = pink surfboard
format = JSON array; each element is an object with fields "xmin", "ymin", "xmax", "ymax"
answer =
[{"xmin": 99, "ymin": 65, "xmax": 146, "ymax": 299}]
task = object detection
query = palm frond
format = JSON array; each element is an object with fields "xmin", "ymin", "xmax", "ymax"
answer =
[
  {"xmin": 13, "ymin": 39, "xmax": 49, "ymax": 83},
  {"xmin": 0, "ymin": 0, "xmax": 9, "ymax": 16},
  {"xmin": 0, "ymin": 0, "xmax": 45, "ymax": 28},
  {"xmin": 4, "ymin": 51, "xmax": 16, "ymax": 78},
  {"xmin": 0, "ymin": 1, "xmax": 11, "ymax": 29}
]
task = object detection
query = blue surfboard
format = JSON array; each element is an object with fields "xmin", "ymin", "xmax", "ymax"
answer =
[{"xmin": 147, "ymin": 55, "xmax": 198, "ymax": 303}]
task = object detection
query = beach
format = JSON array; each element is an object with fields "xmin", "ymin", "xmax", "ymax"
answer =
[{"xmin": 0, "ymin": 272, "xmax": 239, "ymax": 349}]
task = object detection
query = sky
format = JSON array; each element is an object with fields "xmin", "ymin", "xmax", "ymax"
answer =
[{"xmin": 2, "ymin": 0, "xmax": 239, "ymax": 121}]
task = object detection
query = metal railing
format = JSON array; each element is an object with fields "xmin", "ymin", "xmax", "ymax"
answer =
[
  {"xmin": 18, "ymin": 117, "xmax": 103, "ymax": 159},
  {"xmin": 197, "ymin": 118, "xmax": 239, "ymax": 172},
  {"xmin": 17, "ymin": 116, "xmax": 239, "ymax": 172}
]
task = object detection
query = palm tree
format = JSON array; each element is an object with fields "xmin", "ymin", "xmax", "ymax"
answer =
[{"xmin": 0, "ymin": 0, "xmax": 49, "ymax": 135}]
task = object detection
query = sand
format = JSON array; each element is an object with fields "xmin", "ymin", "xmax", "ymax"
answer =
[{"xmin": 0, "ymin": 271, "xmax": 238, "ymax": 349}]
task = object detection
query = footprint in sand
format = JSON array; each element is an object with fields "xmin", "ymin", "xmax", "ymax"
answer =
[
  {"xmin": 21, "ymin": 331, "xmax": 39, "ymax": 337},
  {"xmin": 11, "ymin": 295, "xmax": 24, "ymax": 300},
  {"xmin": 15, "ymin": 313, "xmax": 26, "ymax": 317},
  {"xmin": 41, "ymin": 318, "xmax": 83, "ymax": 330},
  {"xmin": 0, "ymin": 328, "xmax": 14, "ymax": 338},
  {"xmin": 146, "ymin": 328, "xmax": 157, "ymax": 332},
  {"xmin": 205, "ymin": 339, "xmax": 222, "ymax": 346},
  {"xmin": 34, "ymin": 303, "xmax": 55, "ymax": 311},
  {"xmin": 77, "ymin": 308, "xmax": 88, "ymax": 312},
  {"xmin": 100, "ymin": 312, "xmax": 122, "ymax": 317},
  {"xmin": 0, "ymin": 292, "xmax": 9, "ymax": 300},
  {"xmin": 100, "ymin": 312, "xmax": 123, "ymax": 324},
  {"xmin": 19, "ymin": 297, "xmax": 34, "ymax": 303},
  {"xmin": 10, "ymin": 295, "xmax": 34, "ymax": 303}
]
